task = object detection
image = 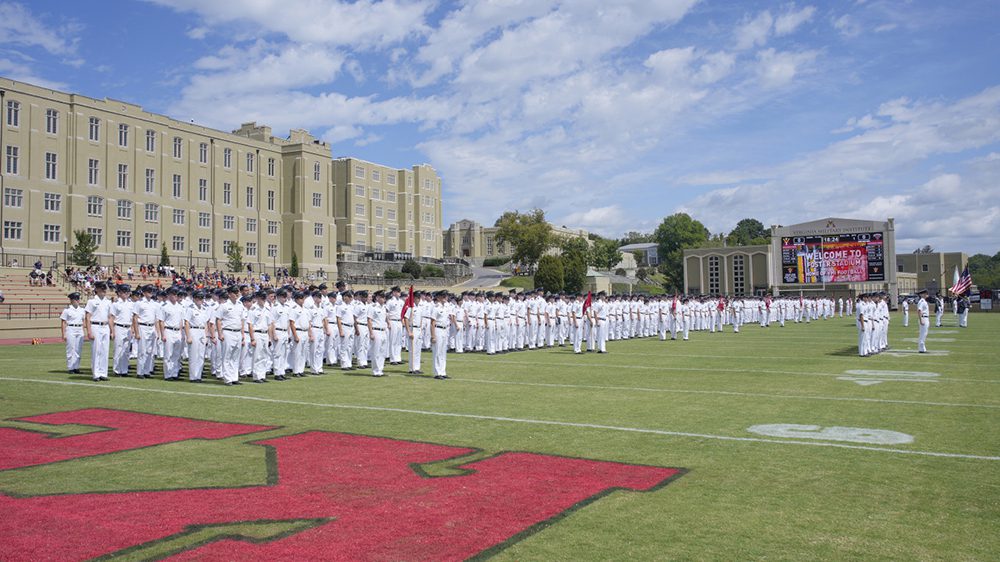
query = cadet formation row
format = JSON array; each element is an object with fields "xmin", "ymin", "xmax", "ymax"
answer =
[{"xmin": 60, "ymin": 283, "xmax": 864, "ymax": 384}]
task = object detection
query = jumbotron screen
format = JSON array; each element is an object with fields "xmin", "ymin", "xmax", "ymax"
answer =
[{"xmin": 781, "ymin": 232, "xmax": 885, "ymax": 284}]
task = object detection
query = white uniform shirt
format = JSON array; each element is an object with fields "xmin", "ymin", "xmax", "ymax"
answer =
[
  {"xmin": 85, "ymin": 296, "xmax": 112, "ymax": 323},
  {"xmin": 61, "ymin": 305, "xmax": 86, "ymax": 327}
]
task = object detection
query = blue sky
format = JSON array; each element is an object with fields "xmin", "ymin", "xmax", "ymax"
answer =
[{"xmin": 2, "ymin": 0, "xmax": 999, "ymax": 254}]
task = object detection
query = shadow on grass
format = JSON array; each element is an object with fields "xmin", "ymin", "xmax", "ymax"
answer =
[{"xmin": 828, "ymin": 346, "xmax": 862, "ymax": 357}]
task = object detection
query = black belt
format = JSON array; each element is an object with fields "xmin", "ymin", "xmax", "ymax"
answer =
[
  {"xmin": 296, "ymin": 328, "xmax": 307, "ymax": 332},
  {"xmin": 311, "ymin": 325, "xmax": 324, "ymax": 329},
  {"xmin": 372, "ymin": 327, "xmax": 385, "ymax": 331},
  {"xmin": 254, "ymin": 330, "xmax": 267, "ymax": 333},
  {"xmin": 436, "ymin": 326, "xmax": 449, "ymax": 331},
  {"xmin": 165, "ymin": 326, "xmax": 181, "ymax": 331},
  {"xmin": 67, "ymin": 324, "xmax": 83, "ymax": 327},
  {"xmin": 274, "ymin": 328, "xmax": 287, "ymax": 331},
  {"xmin": 91, "ymin": 322, "xmax": 107, "ymax": 325},
  {"xmin": 341, "ymin": 323, "xmax": 354, "ymax": 327},
  {"xmin": 115, "ymin": 323, "xmax": 130, "ymax": 328},
  {"xmin": 139, "ymin": 323, "xmax": 155, "ymax": 327},
  {"xmin": 190, "ymin": 326, "xmax": 206, "ymax": 329},
  {"xmin": 223, "ymin": 328, "xmax": 241, "ymax": 332},
  {"xmin": 390, "ymin": 318, "xmax": 401, "ymax": 322}
]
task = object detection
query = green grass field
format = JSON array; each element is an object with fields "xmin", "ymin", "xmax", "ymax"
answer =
[{"xmin": 1, "ymin": 313, "xmax": 998, "ymax": 560}]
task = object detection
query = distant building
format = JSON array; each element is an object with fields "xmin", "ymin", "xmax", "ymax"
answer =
[
  {"xmin": 442, "ymin": 219, "xmax": 588, "ymax": 265},
  {"xmin": 618, "ymin": 242, "xmax": 659, "ymax": 266},
  {"xmin": 896, "ymin": 251, "xmax": 968, "ymax": 296}
]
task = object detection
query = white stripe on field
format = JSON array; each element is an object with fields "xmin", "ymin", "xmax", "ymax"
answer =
[
  {"xmin": 1, "ymin": 377, "xmax": 997, "ymax": 462},
  {"xmin": 452, "ymin": 377, "xmax": 1000, "ymax": 409}
]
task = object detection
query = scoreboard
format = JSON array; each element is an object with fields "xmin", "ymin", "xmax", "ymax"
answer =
[{"xmin": 781, "ymin": 232, "xmax": 885, "ymax": 284}]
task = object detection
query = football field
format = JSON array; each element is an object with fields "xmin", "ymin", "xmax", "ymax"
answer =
[{"xmin": 1, "ymin": 313, "xmax": 998, "ymax": 560}]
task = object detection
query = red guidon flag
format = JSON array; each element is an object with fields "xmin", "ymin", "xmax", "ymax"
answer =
[
  {"xmin": 401, "ymin": 285, "xmax": 414, "ymax": 320},
  {"xmin": 582, "ymin": 291, "xmax": 592, "ymax": 316},
  {"xmin": 672, "ymin": 294, "xmax": 678, "ymax": 313}
]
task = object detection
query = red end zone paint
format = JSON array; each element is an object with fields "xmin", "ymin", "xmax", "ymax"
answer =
[
  {"xmin": 0, "ymin": 413, "xmax": 684, "ymax": 561},
  {"xmin": 0, "ymin": 408, "xmax": 275, "ymax": 471}
]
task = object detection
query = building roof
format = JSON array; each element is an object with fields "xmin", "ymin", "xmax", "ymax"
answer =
[{"xmin": 618, "ymin": 243, "xmax": 658, "ymax": 251}]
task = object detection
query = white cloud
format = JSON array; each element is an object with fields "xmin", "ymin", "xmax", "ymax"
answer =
[
  {"xmin": 559, "ymin": 205, "xmax": 632, "ymax": 236},
  {"xmin": 0, "ymin": 57, "xmax": 67, "ymax": 89},
  {"xmin": 755, "ymin": 48, "xmax": 817, "ymax": 88},
  {"xmin": 774, "ymin": 4, "xmax": 816, "ymax": 36},
  {"xmin": 735, "ymin": 10, "xmax": 774, "ymax": 50},
  {"xmin": 833, "ymin": 14, "xmax": 861, "ymax": 37},
  {"xmin": 0, "ymin": 2, "xmax": 79, "ymax": 55},
  {"xmin": 186, "ymin": 26, "xmax": 208, "ymax": 39}
]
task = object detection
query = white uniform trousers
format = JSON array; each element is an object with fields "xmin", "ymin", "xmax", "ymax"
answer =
[
  {"xmin": 310, "ymin": 328, "xmax": 326, "ymax": 373},
  {"xmin": 220, "ymin": 329, "xmax": 242, "ymax": 383},
  {"xmin": 137, "ymin": 325, "xmax": 157, "ymax": 376},
  {"xmin": 433, "ymin": 326, "xmax": 449, "ymax": 377},
  {"xmin": 857, "ymin": 322, "xmax": 867, "ymax": 356},
  {"xmin": 453, "ymin": 323, "xmax": 464, "ymax": 353},
  {"xmin": 917, "ymin": 320, "xmax": 929, "ymax": 352},
  {"xmin": 187, "ymin": 328, "xmax": 208, "ymax": 380},
  {"xmin": 162, "ymin": 327, "xmax": 184, "ymax": 379},
  {"xmin": 65, "ymin": 328, "xmax": 84, "ymax": 371},
  {"xmin": 389, "ymin": 320, "xmax": 404, "ymax": 362},
  {"xmin": 527, "ymin": 320, "xmax": 538, "ymax": 349},
  {"xmin": 239, "ymin": 334, "xmax": 253, "ymax": 376},
  {"xmin": 421, "ymin": 319, "xmax": 432, "ymax": 350},
  {"xmin": 339, "ymin": 329, "xmax": 356, "ymax": 368},
  {"xmin": 90, "ymin": 324, "xmax": 111, "ymax": 379},
  {"xmin": 271, "ymin": 330, "xmax": 289, "ymax": 374},
  {"xmin": 902, "ymin": 310, "xmax": 909, "ymax": 327},
  {"xmin": 572, "ymin": 322, "xmax": 583, "ymax": 353},
  {"xmin": 289, "ymin": 330, "xmax": 308, "ymax": 374},
  {"xmin": 325, "ymin": 330, "xmax": 339, "ymax": 365},
  {"xmin": 959, "ymin": 310, "xmax": 968, "ymax": 328},
  {"xmin": 369, "ymin": 328, "xmax": 387, "ymax": 375},
  {"xmin": 935, "ymin": 309, "xmax": 943, "ymax": 327},
  {"xmin": 408, "ymin": 328, "xmax": 423, "ymax": 372},
  {"xmin": 485, "ymin": 323, "xmax": 496, "ymax": 354},
  {"xmin": 251, "ymin": 334, "xmax": 270, "ymax": 380},
  {"xmin": 112, "ymin": 324, "xmax": 132, "ymax": 375},
  {"xmin": 355, "ymin": 325, "xmax": 370, "ymax": 367},
  {"xmin": 546, "ymin": 321, "xmax": 556, "ymax": 347}
]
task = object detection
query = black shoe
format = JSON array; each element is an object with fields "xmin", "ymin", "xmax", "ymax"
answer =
[
  {"xmin": 232, "ymin": 380, "xmax": 243, "ymax": 385},
  {"xmin": 434, "ymin": 375, "xmax": 444, "ymax": 379},
  {"xmin": 225, "ymin": 381, "xmax": 234, "ymax": 386},
  {"xmin": 252, "ymin": 380, "xmax": 264, "ymax": 384},
  {"xmin": 100, "ymin": 377, "xmax": 109, "ymax": 381},
  {"xmin": 191, "ymin": 379, "xmax": 203, "ymax": 383}
]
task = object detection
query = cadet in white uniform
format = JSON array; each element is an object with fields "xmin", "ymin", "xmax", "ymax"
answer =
[
  {"xmin": 248, "ymin": 292, "xmax": 273, "ymax": 382},
  {"xmin": 430, "ymin": 291, "xmax": 453, "ymax": 379},
  {"xmin": 214, "ymin": 286, "xmax": 245, "ymax": 386},
  {"xmin": 405, "ymin": 290, "xmax": 426, "ymax": 374},
  {"xmin": 159, "ymin": 288, "xmax": 187, "ymax": 380},
  {"xmin": 84, "ymin": 282, "xmax": 112, "ymax": 381},
  {"xmin": 369, "ymin": 291, "xmax": 389, "ymax": 376},
  {"xmin": 270, "ymin": 290, "xmax": 291, "ymax": 380},
  {"xmin": 386, "ymin": 287, "xmax": 404, "ymax": 365},
  {"xmin": 109, "ymin": 285, "xmax": 134, "ymax": 377},
  {"xmin": 901, "ymin": 297, "xmax": 910, "ymax": 327},
  {"xmin": 916, "ymin": 289, "xmax": 930, "ymax": 353},
  {"xmin": 60, "ymin": 293, "xmax": 86, "ymax": 374},
  {"xmin": 288, "ymin": 291, "xmax": 312, "ymax": 377},
  {"xmin": 132, "ymin": 285, "xmax": 160, "ymax": 379},
  {"xmin": 185, "ymin": 290, "xmax": 213, "ymax": 382},
  {"xmin": 336, "ymin": 291, "xmax": 357, "ymax": 370}
]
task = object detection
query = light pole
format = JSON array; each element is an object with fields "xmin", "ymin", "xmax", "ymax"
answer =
[{"xmin": 63, "ymin": 237, "xmax": 68, "ymax": 269}]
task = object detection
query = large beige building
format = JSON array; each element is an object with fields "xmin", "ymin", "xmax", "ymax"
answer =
[
  {"xmin": 0, "ymin": 77, "xmax": 446, "ymax": 275},
  {"xmin": 896, "ymin": 251, "xmax": 968, "ymax": 295},
  {"xmin": 332, "ymin": 157, "xmax": 443, "ymax": 260}
]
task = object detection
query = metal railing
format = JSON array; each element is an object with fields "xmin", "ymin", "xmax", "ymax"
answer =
[{"xmin": 0, "ymin": 302, "xmax": 64, "ymax": 320}]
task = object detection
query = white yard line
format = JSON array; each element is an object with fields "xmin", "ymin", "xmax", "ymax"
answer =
[{"xmin": 1, "ymin": 377, "xmax": 997, "ymax": 462}]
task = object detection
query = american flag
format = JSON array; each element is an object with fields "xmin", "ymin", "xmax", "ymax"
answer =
[{"xmin": 949, "ymin": 266, "xmax": 972, "ymax": 296}]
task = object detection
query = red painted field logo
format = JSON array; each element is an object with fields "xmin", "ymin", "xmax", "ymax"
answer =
[{"xmin": 0, "ymin": 409, "xmax": 684, "ymax": 560}]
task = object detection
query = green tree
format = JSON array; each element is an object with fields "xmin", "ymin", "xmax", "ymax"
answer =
[
  {"xmin": 654, "ymin": 213, "xmax": 710, "ymax": 289},
  {"xmin": 69, "ymin": 230, "xmax": 99, "ymax": 267},
  {"xmin": 402, "ymin": 259, "xmax": 422, "ymax": 279},
  {"xmin": 589, "ymin": 238, "xmax": 623, "ymax": 271},
  {"xmin": 160, "ymin": 243, "xmax": 171, "ymax": 267},
  {"xmin": 289, "ymin": 252, "xmax": 299, "ymax": 278},
  {"xmin": 534, "ymin": 255, "xmax": 565, "ymax": 293},
  {"xmin": 726, "ymin": 218, "xmax": 770, "ymax": 246},
  {"xmin": 226, "ymin": 243, "xmax": 243, "ymax": 273},
  {"xmin": 620, "ymin": 230, "xmax": 654, "ymax": 245},
  {"xmin": 969, "ymin": 252, "xmax": 1000, "ymax": 288},
  {"xmin": 560, "ymin": 237, "xmax": 590, "ymax": 293},
  {"xmin": 494, "ymin": 209, "xmax": 552, "ymax": 272}
]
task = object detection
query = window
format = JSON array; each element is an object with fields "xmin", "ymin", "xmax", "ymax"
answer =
[
  {"xmin": 3, "ymin": 221, "xmax": 23, "ymax": 240},
  {"xmin": 897, "ymin": 264, "xmax": 904, "ymax": 273},
  {"xmin": 354, "ymin": 165, "xmax": 365, "ymax": 178},
  {"xmin": 144, "ymin": 168, "xmax": 155, "ymax": 193},
  {"xmin": 172, "ymin": 137, "xmax": 182, "ymax": 158},
  {"xmin": 387, "ymin": 226, "xmax": 397, "ymax": 238},
  {"xmin": 117, "ymin": 230, "xmax": 132, "ymax": 248},
  {"xmin": 314, "ymin": 245, "xmax": 323, "ymax": 259},
  {"xmin": 733, "ymin": 255, "xmax": 746, "ymax": 296},
  {"xmin": 117, "ymin": 199, "xmax": 133, "ymax": 220},
  {"xmin": 5, "ymin": 145, "xmax": 19, "ymax": 175},
  {"xmin": 45, "ymin": 109, "xmax": 58, "ymax": 134},
  {"xmin": 375, "ymin": 242, "xmax": 383, "ymax": 251},
  {"xmin": 246, "ymin": 218, "xmax": 256, "ymax": 233},
  {"xmin": 422, "ymin": 195, "xmax": 432, "ymax": 207},
  {"xmin": 172, "ymin": 174, "xmax": 182, "ymax": 198},
  {"xmin": 199, "ymin": 142, "xmax": 208, "ymax": 163},
  {"xmin": 87, "ymin": 158, "xmax": 99, "ymax": 185},
  {"xmin": 422, "ymin": 212, "xmax": 433, "ymax": 224},
  {"xmin": 708, "ymin": 256, "xmax": 720, "ymax": 294},
  {"xmin": 388, "ymin": 244, "xmax": 397, "ymax": 251},
  {"xmin": 223, "ymin": 183, "xmax": 231, "ymax": 205},
  {"xmin": 43, "ymin": 224, "xmax": 61, "ymax": 243},
  {"xmin": 246, "ymin": 152, "xmax": 254, "ymax": 173},
  {"xmin": 407, "ymin": 210, "xmax": 413, "ymax": 221},
  {"xmin": 87, "ymin": 196, "xmax": 104, "ymax": 217},
  {"xmin": 115, "ymin": 164, "xmax": 129, "ymax": 190},
  {"xmin": 3, "ymin": 188, "xmax": 23, "ymax": 207},
  {"xmin": 355, "ymin": 203, "xmax": 365, "ymax": 217},
  {"xmin": 354, "ymin": 185, "xmax": 365, "ymax": 197},
  {"xmin": 198, "ymin": 179, "xmax": 208, "ymax": 202},
  {"xmin": 198, "ymin": 212, "xmax": 211, "ymax": 228},
  {"xmin": 118, "ymin": 123, "xmax": 129, "ymax": 147},
  {"xmin": 145, "ymin": 130, "xmax": 156, "ymax": 152},
  {"xmin": 371, "ymin": 169, "xmax": 380, "ymax": 182},
  {"xmin": 246, "ymin": 186, "xmax": 254, "ymax": 208},
  {"xmin": 267, "ymin": 190, "xmax": 275, "ymax": 211},
  {"xmin": 386, "ymin": 191, "xmax": 396, "ymax": 203},
  {"xmin": 423, "ymin": 179, "xmax": 431, "ymax": 190},
  {"xmin": 313, "ymin": 161, "xmax": 321, "ymax": 181},
  {"xmin": 423, "ymin": 230, "xmax": 433, "ymax": 241},
  {"xmin": 44, "ymin": 152, "xmax": 57, "ymax": 180},
  {"xmin": 223, "ymin": 215, "xmax": 234, "ymax": 230},
  {"xmin": 44, "ymin": 192, "xmax": 61, "ymax": 212},
  {"xmin": 223, "ymin": 148, "xmax": 232, "ymax": 168},
  {"xmin": 387, "ymin": 174, "xmax": 396, "ymax": 186},
  {"xmin": 172, "ymin": 236, "xmax": 185, "ymax": 252},
  {"xmin": 5, "ymin": 100, "xmax": 19, "ymax": 127},
  {"xmin": 223, "ymin": 240, "xmax": 236, "ymax": 254},
  {"xmin": 371, "ymin": 188, "xmax": 380, "ymax": 200},
  {"xmin": 375, "ymin": 206, "xmax": 383, "ymax": 218},
  {"xmin": 387, "ymin": 209, "xmax": 396, "ymax": 222},
  {"xmin": 267, "ymin": 220, "xmax": 279, "ymax": 235},
  {"xmin": 355, "ymin": 223, "xmax": 366, "ymax": 235},
  {"xmin": 406, "ymin": 175, "xmax": 413, "ymax": 188},
  {"xmin": 375, "ymin": 224, "xmax": 383, "ymax": 237},
  {"xmin": 921, "ymin": 264, "xmax": 929, "ymax": 272},
  {"xmin": 144, "ymin": 203, "xmax": 159, "ymax": 223},
  {"xmin": 87, "ymin": 227, "xmax": 103, "ymax": 246},
  {"xmin": 198, "ymin": 238, "xmax": 210, "ymax": 253},
  {"xmin": 246, "ymin": 242, "xmax": 257, "ymax": 257},
  {"xmin": 314, "ymin": 222, "xmax": 323, "ymax": 237},
  {"xmin": 172, "ymin": 209, "xmax": 185, "ymax": 225},
  {"xmin": 267, "ymin": 244, "xmax": 277, "ymax": 258},
  {"xmin": 312, "ymin": 192, "xmax": 322, "ymax": 207},
  {"xmin": 88, "ymin": 117, "xmax": 100, "ymax": 141},
  {"xmin": 424, "ymin": 245, "xmax": 432, "ymax": 256},
  {"xmin": 267, "ymin": 158, "xmax": 275, "ymax": 177},
  {"xmin": 144, "ymin": 232, "xmax": 158, "ymax": 250}
]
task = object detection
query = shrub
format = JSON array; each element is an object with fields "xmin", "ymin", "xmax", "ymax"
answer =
[
  {"xmin": 384, "ymin": 269, "xmax": 412, "ymax": 280},
  {"xmin": 483, "ymin": 256, "xmax": 512, "ymax": 267},
  {"xmin": 534, "ymin": 255, "xmax": 565, "ymax": 293},
  {"xmin": 421, "ymin": 265, "xmax": 445, "ymax": 278},
  {"xmin": 401, "ymin": 259, "xmax": 422, "ymax": 279}
]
